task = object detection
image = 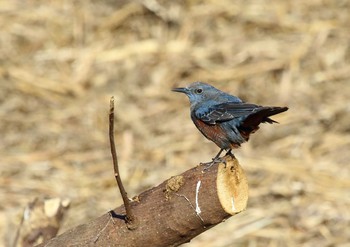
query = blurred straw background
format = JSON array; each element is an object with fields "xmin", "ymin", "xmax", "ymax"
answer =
[{"xmin": 1, "ymin": 0, "xmax": 350, "ymax": 246}]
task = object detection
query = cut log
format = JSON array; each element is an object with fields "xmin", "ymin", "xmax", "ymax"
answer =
[{"xmin": 38, "ymin": 155, "xmax": 248, "ymax": 247}]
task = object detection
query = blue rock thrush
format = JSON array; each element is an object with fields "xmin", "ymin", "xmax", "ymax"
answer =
[{"xmin": 172, "ymin": 82, "xmax": 288, "ymax": 165}]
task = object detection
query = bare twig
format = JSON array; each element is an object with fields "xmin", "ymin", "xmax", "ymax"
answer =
[{"xmin": 109, "ymin": 97, "xmax": 135, "ymax": 227}]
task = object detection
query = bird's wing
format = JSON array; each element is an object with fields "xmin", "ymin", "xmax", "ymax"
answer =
[{"xmin": 195, "ymin": 102, "xmax": 261, "ymax": 125}]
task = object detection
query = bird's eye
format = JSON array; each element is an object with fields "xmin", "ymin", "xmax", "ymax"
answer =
[{"xmin": 195, "ymin": 88, "xmax": 203, "ymax": 94}]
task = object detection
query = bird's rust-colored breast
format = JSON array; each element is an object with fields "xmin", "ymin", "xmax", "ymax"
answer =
[{"xmin": 192, "ymin": 117, "xmax": 239, "ymax": 149}]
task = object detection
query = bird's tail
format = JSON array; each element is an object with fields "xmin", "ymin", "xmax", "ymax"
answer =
[{"xmin": 242, "ymin": 106, "xmax": 288, "ymax": 128}]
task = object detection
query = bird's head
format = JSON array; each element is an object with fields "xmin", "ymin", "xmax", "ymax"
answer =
[{"xmin": 172, "ymin": 82, "xmax": 220, "ymax": 106}]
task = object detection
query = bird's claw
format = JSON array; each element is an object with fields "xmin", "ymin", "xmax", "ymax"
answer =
[
  {"xmin": 225, "ymin": 150, "xmax": 235, "ymax": 159},
  {"xmin": 200, "ymin": 157, "xmax": 226, "ymax": 171}
]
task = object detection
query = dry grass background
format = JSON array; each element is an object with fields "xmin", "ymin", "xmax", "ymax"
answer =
[{"xmin": 1, "ymin": 0, "xmax": 350, "ymax": 246}]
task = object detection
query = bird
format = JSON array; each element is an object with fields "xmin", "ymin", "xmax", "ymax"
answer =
[{"xmin": 172, "ymin": 82, "xmax": 288, "ymax": 165}]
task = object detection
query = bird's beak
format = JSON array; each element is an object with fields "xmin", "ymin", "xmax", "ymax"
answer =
[{"xmin": 171, "ymin": 87, "xmax": 189, "ymax": 94}]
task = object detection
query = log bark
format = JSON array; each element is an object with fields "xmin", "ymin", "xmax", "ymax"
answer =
[{"xmin": 38, "ymin": 155, "xmax": 248, "ymax": 247}]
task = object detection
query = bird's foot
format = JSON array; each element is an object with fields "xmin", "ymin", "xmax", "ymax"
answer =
[
  {"xmin": 200, "ymin": 156, "xmax": 226, "ymax": 172},
  {"xmin": 225, "ymin": 149, "xmax": 235, "ymax": 159}
]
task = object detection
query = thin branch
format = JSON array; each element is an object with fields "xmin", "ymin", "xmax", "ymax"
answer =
[{"xmin": 109, "ymin": 97, "xmax": 135, "ymax": 227}]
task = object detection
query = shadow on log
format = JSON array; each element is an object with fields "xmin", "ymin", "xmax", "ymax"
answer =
[{"xmin": 38, "ymin": 155, "xmax": 248, "ymax": 247}]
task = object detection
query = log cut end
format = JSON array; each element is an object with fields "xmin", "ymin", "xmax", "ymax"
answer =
[{"xmin": 216, "ymin": 155, "xmax": 249, "ymax": 215}]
